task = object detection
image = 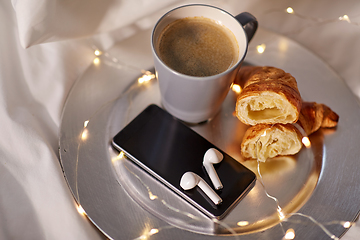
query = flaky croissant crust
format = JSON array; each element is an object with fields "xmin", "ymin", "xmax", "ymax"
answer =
[
  {"xmin": 298, "ymin": 102, "xmax": 339, "ymax": 136},
  {"xmin": 236, "ymin": 66, "xmax": 339, "ymax": 161},
  {"xmin": 241, "ymin": 123, "xmax": 303, "ymax": 162},
  {"xmin": 240, "ymin": 101, "xmax": 339, "ymax": 161},
  {"xmin": 235, "ymin": 66, "xmax": 302, "ymax": 125}
]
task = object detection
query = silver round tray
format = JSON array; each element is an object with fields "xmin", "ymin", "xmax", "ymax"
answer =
[{"xmin": 59, "ymin": 27, "xmax": 360, "ymax": 239}]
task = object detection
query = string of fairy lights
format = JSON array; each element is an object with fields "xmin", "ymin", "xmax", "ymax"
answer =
[
  {"xmin": 253, "ymin": 6, "xmax": 359, "ymax": 53},
  {"xmin": 73, "ymin": 5, "xmax": 359, "ymax": 240},
  {"xmin": 284, "ymin": 6, "xmax": 356, "ymax": 26}
]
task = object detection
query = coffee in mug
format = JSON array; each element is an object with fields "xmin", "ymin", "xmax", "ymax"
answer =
[
  {"xmin": 151, "ymin": 4, "xmax": 257, "ymax": 123},
  {"xmin": 157, "ymin": 16, "xmax": 239, "ymax": 77}
]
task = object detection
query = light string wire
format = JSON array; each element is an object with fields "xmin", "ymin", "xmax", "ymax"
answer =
[
  {"xmin": 253, "ymin": 123, "xmax": 355, "ymax": 240},
  {"xmin": 113, "ymin": 154, "xmax": 241, "ymax": 240},
  {"xmin": 74, "ymin": 27, "xmax": 356, "ymax": 238},
  {"xmin": 262, "ymin": 7, "xmax": 360, "ymax": 35},
  {"xmin": 87, "ymin": 46, "xmax": 250, "ymax": 238},
  {"xmin": 74, "ymin": 48, "xmax": 156, "ymax": 211},
  {"xmin": 75, "ymin": 48, "xmax": 240, "ymax": 239},
  {"xmin": 248, "ymin": 6, "xmax": 360, "ymax": 55}
]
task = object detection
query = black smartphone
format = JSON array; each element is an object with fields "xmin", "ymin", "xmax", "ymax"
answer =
[{"xmin": 112, "ymin": 104, "xmax": 256, "ymax": 219}]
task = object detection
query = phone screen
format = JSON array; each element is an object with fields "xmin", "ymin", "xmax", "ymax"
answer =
[{"xmin": 112, "ymin": 104, "xmax": 256, "ymax": 219}]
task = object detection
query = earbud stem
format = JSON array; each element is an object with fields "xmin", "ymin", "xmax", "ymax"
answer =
[
  {"xmin": 198, "ymin": 178, "xmax": 223, "ymax": 205},
  {"xmin": 204, "ymin": 164, "xmax": 223, "ymax": 190}
]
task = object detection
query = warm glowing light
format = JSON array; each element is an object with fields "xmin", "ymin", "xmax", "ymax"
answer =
[
  {"xmin": 112, "ymin": 151, "xmax": 125, "ymax": 163},
  {"xmin": 149, "ymin": 228, "xmax": 159, "ymax": 235},
  {"xmin": 118, "ymin": 151, "xmax": 125, "ymax": 159},
  {"xmin": 339, "ymin": 15, "xmax": 351, "ymax": 23},
  {"xmin": 138, "ymin": 228, "xmax": 159, "ymax": 239},
  {"xmin": 284, "ymin": 228, "xmax": 295, "ymax": 239},
  {"xmin": 77, "ymin": 205, "xmax": 86, "ymax": 215},
  {"xmin": 83, "ymin": 120, "xmax": 89, "ymax": 128},
  {"xmin": 237, "ymin": 221, "xmax": 249, "ymax": 227},
  {"xmin": 302, "ymin": 136, "xmax": 311, "ymax": 148},
  {"xmin": 94, "ymin": 50, "xmax": 102, "ymax": 56},
  {"xmin": 286, "ymin": 7, "xmax": 294, "ymax": 14},
  {"xmin": 277, "ymin": 206, "xmax": 286, "ymax": 221},
  {"xmin": 93, "ymin": 57, "xmax": 100, "ymax": 65},
  {"xmin": 343, "ymin": 221, "xmax": 352, "ymax": 228},
  {"xmin": 81, "ymin": 129, "xmax": 88, "ymax": 140},
  {"xmin": 256, "ymin": 44, "xmax": 266, "ymax": 54},
  {"xmin": 149, "ymin": 192, "xmax": 158, "ymax": 200},
  {"xmin": 231, "ymin": 83, "xmax": 241, "ymax": 93},
  {"xmin": 138, "ymin": 71, "xmax": 156, "ymax": 84}
]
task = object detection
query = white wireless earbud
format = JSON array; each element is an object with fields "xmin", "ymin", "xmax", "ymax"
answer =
[
  {"xmin": 180, "ymin": 172, "xmax": 222, "ymax": 205},
  {"xmin": 203, "ymin": 148, "xmax": 223, "ymax": 190}
]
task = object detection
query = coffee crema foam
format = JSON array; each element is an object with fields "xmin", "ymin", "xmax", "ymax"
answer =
[{"xmin": 157, "ymin": 17, "xmax": 239, "ymax": 77}]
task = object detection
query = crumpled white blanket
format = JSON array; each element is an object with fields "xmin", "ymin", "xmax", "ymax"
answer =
[
  {"xmin": 12, "ymin": 0, "xmax": 178, "ymax": 48},
  {"xmin": 1, "ymin": 0, "xmax": 359, "ymax": 239}
]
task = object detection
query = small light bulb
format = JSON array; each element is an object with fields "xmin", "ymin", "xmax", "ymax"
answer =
[
  {"xmin": 138, "ymin": 71, "xmax": 156, "ymax": 84},
  {"xmin": 339, "ymin": 14, "xmax": 351, "ymax": 23},
  {"xmin": 94, "ymin": 50, "xmax": 102, "ymax": 56},
  {"xmin": 149, "ymin": 192, "xmax": 158, "ymax": 200},
  {"xmin": 93, "ymin": 57, "xmax": 100, "ymax": 65},
  {"xmin": 277, "ymin": 206, "xmax": 286, "ymax": 220},
  {"xmin": 284, "ymin": 228, "xmax": 295, "ymax": 239},
  {"xmin": 112, "ymin": 151, "xmax": 125, "ymax": 163},
  {"xmin": 302, "ymin": 137, "xmax": 311, "ymax": 148},
  {"xmin": 77, "ymin": 205, "xmax": 86, "ymax": 216},
  {"xmin": 83, "ymin": 120, "xmax": 89, "ymax": 128},
  {"xmin": 343, "ymin": 221, "xmax": 352, "ymax": 228},
  {"xmin": 149, "ymin": 228, "xmax": 159, "ymax": 235},
  {"xmin": 256, "ymin": 44, "xmax": 266, "ymax": 54},
  {"xmin": 286, "ymin": 7, "xmax": 294, "ymax": 14},
  {"xmin": 231, "ymin": 84, "xmax": 241, "ymax": 93},
  {"xmin": 237, "ymin": 221, "xmax": 249, "ymax": 227},
  {"xmin": 81, "ymin": 129, "xmax": 88, "ymax": 140}
]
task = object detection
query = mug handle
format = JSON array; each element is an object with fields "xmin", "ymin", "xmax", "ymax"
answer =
[{"xmin": 235, "ymin": 12, "xmax": 258, "ymax": 42}]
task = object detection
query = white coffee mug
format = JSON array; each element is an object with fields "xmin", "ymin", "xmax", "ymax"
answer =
[{"xmin": 151, "ymin": 4, "xmax": 257, "ymax": 123}]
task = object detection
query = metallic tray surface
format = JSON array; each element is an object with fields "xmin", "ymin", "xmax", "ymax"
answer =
[{"xmin": 59, "ymin": 27, "xmax": 360, "ymax": 239}]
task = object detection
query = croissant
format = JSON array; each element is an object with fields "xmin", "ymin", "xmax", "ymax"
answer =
[
  {"xmin": 297, "ymin": 102, "xmax": 339, "ymax": 135},
  {"xmin": 235, "ymin": 66, "xmax": 302, "ymax": 125},
  {"xmin": 241, "ymin": 123, "xmax": 303, "ymax": 162},
  {"xmin": 234, "ymin": 65, "xmax": 263, "ymax": 88},
  {"xmin": 241, "ymin": 102, "xmax": 339, "ymax": 161}
]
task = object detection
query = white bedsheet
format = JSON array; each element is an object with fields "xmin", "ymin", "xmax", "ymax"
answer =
[{"xmin": 1, "ymin": 0, "xmax": 359, "ymax": 239}]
